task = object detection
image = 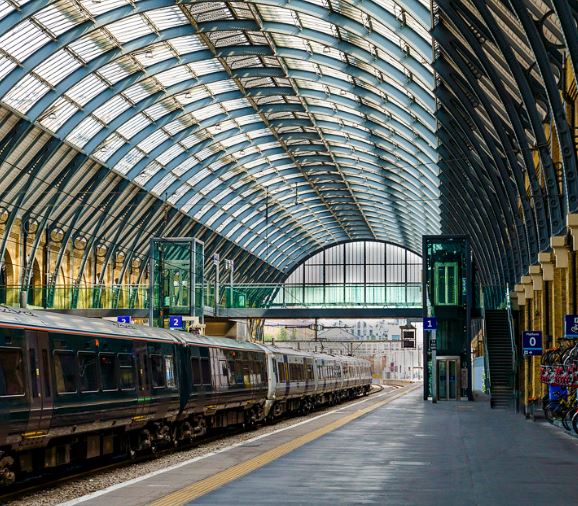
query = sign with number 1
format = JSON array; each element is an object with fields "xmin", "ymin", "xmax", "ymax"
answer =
[{"xmin": 423, "ymin": 317, "xmax": 437, "ymax": 330}]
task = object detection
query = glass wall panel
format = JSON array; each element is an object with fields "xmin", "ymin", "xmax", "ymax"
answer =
[
  {"xmin": 345, "ymin": 265, "xmax": 364, "ymax": 283},
  {"xmin": 345, "ymin": 242, "xmax": 364, "ymax": 264},
  {"xmin": 325, "ymin": 265, "xmax": 344, "ymax": 284},
  {"xmin": 386, "ymin": 244, "xmax": 406, "ymax": 264},
  {"xmin": 325, "ymin": 285, "xmax": 344, "ymax": 304},
  {"xmin": 386, "ymin": 285, "xmax": 407, "ymax": 304},
  {"xmin": 345, "ymin": 285, "xmax": 364, "ymax": 304},
  {"xmin": 407, "ymin": 263, "xmax": 421, "ymax": 283},
  {"xmin": 366, "ymin": 264, "xmax": 385, "ymax": 284},
  {"xmin": 304, "ymin": 286, "xmax": 324, "ymax": 304},
  {"xmin": 305, "ymin": 265, "xmax": 323, "ymax": 283},
  {"xmin": 284, "ymin": 286, "xmax": 303, "ymax": 305},
  {"xmin": 285, "ymin": 265, "xmax": 303, "ymax": 284},
  {"xmin": 386, "ymin": 264, "xmax": 406, "ymax": 283},
  {"xmin": 307, "ymin": 251, "xmax": 324, "ymax": 264},
  {"xmin": 325, "ymin": 244, "xmax": 344, "ymax": 264},
  {"xmin": 278, "ymin": 241, "xmax": 421, "ymax": 307},
  {"xmin": 365, "ymin": 241, "xmax": 385, "ymax": 264},
  {"xmin": 365, "ymin": 285, "xmax": 385, "ymax": 304}
]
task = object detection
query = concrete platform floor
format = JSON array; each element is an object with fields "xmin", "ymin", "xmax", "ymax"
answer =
[
  {"xmin": 70, "ymin": 387, "xmax": 578, "ymax": 505},
  {"xmin": 192, "ymin": 391, "xmax": 578, "ymax": 506}
]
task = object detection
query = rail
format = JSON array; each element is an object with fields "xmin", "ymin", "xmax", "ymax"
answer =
[{"xmin": 0, "ymin": 282, "xmax": 423, "ymax": 311}]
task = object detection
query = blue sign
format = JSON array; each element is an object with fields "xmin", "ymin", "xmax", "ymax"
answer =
[
  {"xmin": 523, "ymin": 331, "xmax": 542, "ymax": 356},
  {"xmin": 564, "ymin": 315, "xmax": 578, "ymax": 338},
  {"xmin": 117, "ymin": 315, "xmax": 131, "ymax": 324},
  {"xmin": 423, "ymin": 317, "xmax": 437, "ymax": 330},
  {"xmin": 169, "ymin": 315, "xmax": 183, "ymax": 329}
]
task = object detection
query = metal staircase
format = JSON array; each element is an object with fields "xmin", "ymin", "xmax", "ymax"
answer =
[{"xmin": 485, "ymin": 309, "xmax": 515, "ymax": 409}]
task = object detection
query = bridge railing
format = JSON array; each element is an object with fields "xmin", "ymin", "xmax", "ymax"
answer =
[
  {"xmin": 0, "ymin": 285, "xmax": 150, "ymax": 310},
  {"xmin": 0, "ymin": 282, "xmax": 423, "ymax": 310},
  {"xmin": 212, "ymin": 283, "xmax": 422, "ymax": 309}
]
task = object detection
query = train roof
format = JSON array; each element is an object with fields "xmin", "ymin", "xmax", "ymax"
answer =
[
  {"xmin": 261, "ymin": 345, "xmax": 360, "ymax": 363},
  {"xmin": 0, "ymin": 307, "xmax": 263, "ymax": 352},
  {"xmin": 261, "ymin": 344, "xmax": 315, "ymax": 358}
]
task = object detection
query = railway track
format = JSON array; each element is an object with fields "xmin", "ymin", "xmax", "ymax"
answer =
[{"xmin": 1, "ymin": 384, "xmax": 386, "ymax": 504}]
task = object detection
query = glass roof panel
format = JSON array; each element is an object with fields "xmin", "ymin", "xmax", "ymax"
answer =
[
  {"xmin": 145, "ymin": 6, "xmax": 190, "ymax": 30},
  {"xmin": 0, "ymin": 20, "xmax": 50, "ymax": 63},
  {"xmin": 65, "ymin": 74, "xmax": 108, "ymax": 107},
  {"xmin": 78, "ymin": 0, "xmax": 129, "ymax": 17},
  {"xmin": 106, "ymin": 15, "xmax": 154, "ymax": 44},
  {"xmin": 68, "ymin": 30, "xmax": 116, "ymax": 63},
  {"xmin": 0, "ymin": 0, "xmax": 441, "ymax": 265},
  {"xmin": 4, "ymin": 75, "xmax": 49, "ymax": 113},
  {"xmin": 0, "ymin": 1, "xmax": 15, "ymax": 21},
  {"xmin": 33, "ymin": 2, "xmax": 88, "ymax": 37}
]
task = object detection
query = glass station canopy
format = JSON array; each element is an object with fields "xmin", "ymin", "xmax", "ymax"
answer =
[{"xmin": 0, "ymin": 0, "xmax": 440, "ymax": 272}]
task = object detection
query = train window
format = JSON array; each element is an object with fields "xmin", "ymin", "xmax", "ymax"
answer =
[
  {"xmin": 100, "ymin": 354, "xmax": 118, "ymax": 391},
  {"xmin": 118, "ymin": 354, "xmax": 135, "ymax": 390},
  {"xmin": 200, "ymin": 358, "xmax": 211, "ymax": 385},
  {"xmin": 54, "ymin": 351, "xmax": 77, "ymax": 394},
  {"xmin": 0, "ymin": 348, "xmax": 25, "ymax": 396},
  {"xmin": 150, "ymin": 354, "xmax": 165, "ymax": 388},
  {"xmin": 78, "ymin": 352, "xmax": 98, "ymax": 392},
  {"xmin": 291, "ymin": 364, "xmax": 297, "ymax": 381},
  {"xmin": 191, "ymin": 357, "xmax": 202, "ymax": 385},
  {"xmin": 165, "ymin": 356, "xmax": 176, "ymax": 388}
]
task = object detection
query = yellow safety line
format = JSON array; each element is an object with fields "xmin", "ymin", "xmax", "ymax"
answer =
[{"xmin": 149, "ymin": 385, "xmax": 419, "ymax": 506}]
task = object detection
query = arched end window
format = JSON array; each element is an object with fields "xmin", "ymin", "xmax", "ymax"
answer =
[{"xmin": 276, "ymin": 242, "xmax": 422, "ymax": 307}]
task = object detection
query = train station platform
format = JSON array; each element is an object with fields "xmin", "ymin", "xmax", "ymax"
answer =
[{"xmin": 68, "ymin": 385, "xmax": 578, "ymax": 506}]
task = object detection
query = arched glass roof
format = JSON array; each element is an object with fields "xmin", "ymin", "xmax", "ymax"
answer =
[{"xmin": 0, "ymin": 0, "xmax": 440, "ymax": 271}]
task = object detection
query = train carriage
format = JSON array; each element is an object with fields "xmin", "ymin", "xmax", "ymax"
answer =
[
  {"xmin": 0, "ymin": 307, "xmax": 372, "ymax": 487},
  {"xmin": 179, "ymin": 336, "xmax": 268, "ymax": 434},
  {"xmin": 259, "ymin": 346, "xmax": 317, "ymax": 418}
]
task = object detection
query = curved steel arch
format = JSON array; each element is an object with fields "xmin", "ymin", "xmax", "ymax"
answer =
[{"xmin": 433, "ymin": 0, "xmax": 577, "ymax": 284}]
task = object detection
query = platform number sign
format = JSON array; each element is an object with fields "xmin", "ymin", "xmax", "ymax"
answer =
[
  {"xmin": 117, "ymin": 315, "xmax": 131, "ymax": 324},
  {"xmin": 564, "ymin": 315, "xmax": 578, "ymax": 338},
  {"xmin": 169, "ymin": 315, "xmax": 183, "ymax": 330},
  {"xmin": 522, "ymin": 331, "xmax": 542, "ymax": 356},
  {"xmin": 423, "ymin": 317, "xmax": 437, "ymax": 330}
]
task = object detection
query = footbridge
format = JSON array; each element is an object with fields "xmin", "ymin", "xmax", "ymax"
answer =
[{"xmin": 1, "ymin": 282, "xmax": 423, "ymax": 320}]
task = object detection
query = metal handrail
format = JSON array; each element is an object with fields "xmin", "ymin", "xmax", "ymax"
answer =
[
  {"xmin": 505, "ymin": 286, "xmax": 519, "ymax": 411},
  {"xmin": 480, "ymin": 287, "xmax": 492, "ymax": 399}
]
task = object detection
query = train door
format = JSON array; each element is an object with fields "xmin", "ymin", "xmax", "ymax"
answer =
[
  {"xmin": 135, "ymin": 342, "xmax": 151, "ymax": 418},
  {"xmin": 26, "ymin": 331, "xmax": 53, "ymax": 433}
]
